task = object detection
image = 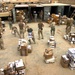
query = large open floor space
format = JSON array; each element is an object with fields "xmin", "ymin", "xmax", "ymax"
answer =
[{"xmin": 0, "ymin": 22, "xmax": 75, "ymax": 75}]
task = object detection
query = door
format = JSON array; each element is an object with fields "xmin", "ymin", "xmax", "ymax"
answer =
[{"xmin": 44, "ymin": 6, "xmax": 51, "ymax": 21}]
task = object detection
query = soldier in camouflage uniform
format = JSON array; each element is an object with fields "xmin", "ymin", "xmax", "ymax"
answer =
[
  {"xmin": 0, "ymin": 18, "xmax": 3, "ymax": 34},
  {"xmin": 27, "ymin": 26, "xmax": 36, "ymax": 44},
  {"xmin": 18, "ymin": 20, "xmax": 25, "ymax": 38},
  {"xmin": 66, "ymin": 18, "xmax": 73, "ymax": 34},
  {"xmin": 8, "ymin": 16, "xmax": 13, "ymax": 29},
  {"xmin": 50, "ymin": 21, "xmax": 55, "ymax": 36},
  {"xmin": 38, "ymin": 21, "xmax": 44, "ymax": 40},
  {"xmin": 58, "ymin": 13, "xmax": 62, "ymax": 25},
  {"xmin": 0, "ymin": 33, "xmax": 4, "ymax": 50},
  {"xmin": 12, "ymin": 26, "xmax": 20, "ymax": 37}
]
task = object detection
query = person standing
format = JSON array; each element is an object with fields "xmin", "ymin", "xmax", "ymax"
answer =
[
  {"xmin": 50, "ymin": 21, "xmax": 55, "ymax": 36},
  {"xmin": 0, "ymin": 33, "xmax": 4, "ymax": 50},
  {"xmin": 8, "ymin": 16, "xmax": 13, "ymax": 29},
  {"xmin": 12, "ymin": 26, "xmax": 20, "ymax": 37},
  {"xmin": 2, "ymin": 21, "xmax": 5, "ymax": 27},
  {"xmin": 18, "ymin": 20, "xmax": 25, "ymax": 38},
  {"xmin": 2, "ymin": 21, "xmax": 5, "ymax": 33},
  {"xmin": 39, "ymin": 10, "xmax": 43, "ymax": 21},
  {"xmin": 66, "ymin": 18, "xmax": 73, "ymax": 35},
  {"xmin": 38, "ymin": 21, "xmax": 44, "ymax": 40},
  {"xmin": 23, "ymin": 19, "xmax": 27, "ymax": 32},
  {"xmin": 27, "ymin": 26, "xmax": 35, "ymax": 44},
  {"xmin": 33, "ymin": 11, "xmax": 37, "ymax": 22},
  {"xmin": 58, "ymin": 13, "xmax": 62, "ymax": 25},
  {"xmin": 0, "ymin": 18, "xmax": 4, "ymax": 34}
]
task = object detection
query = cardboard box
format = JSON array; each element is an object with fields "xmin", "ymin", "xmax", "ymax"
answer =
[
  {"xmin": 20, "ymin": 45, "xmax": 28, "ymax": 56},
  {"xmin": 44, "ymin": 50, "xmax": 53, "ymax": 59},
  {"xmin": 60, "ymin": 55, "xmax": 69, "ymax": 68},
  {"xmin": 27, "ymin": 45, "xmax": 32, "ymax": 53},
  {"xmin": 15, "ymin": 59, "xmax": 25, "ymax": 71}
]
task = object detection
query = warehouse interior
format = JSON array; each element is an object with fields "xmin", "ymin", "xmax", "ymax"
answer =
[{"xmin": 0, "ymin": 0, "xmax": 75, "ymax": 75}]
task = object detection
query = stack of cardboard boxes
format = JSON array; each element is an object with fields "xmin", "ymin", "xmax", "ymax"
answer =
[
  {"xmin": 61, "ymin": 48, "xmax": 75, "ymax": 70},
  {"xmin": 0, "ymin": 59, "xmax": 25, "ymax": 75},
  {"xmin": 43, "ymin": 48, "xmax": 55, "ymax": 64},
  {"xmin": 69, "ymin": 33, "xmax": 75, "ymax": 44},
  {"xmin": 64, "ymin": 33, "xmax": 75, "ymax": 44},
  {"xmin": 67, "ymin": 48, "xmax": 75, "ymax": 70},
  {"xmin": 15, "ymin": 59, "xmax": 25, "ymax": 74},
  {"xmin": 60, "ymin": 55, "xmax": 69, "ymax": 68},
  {"xmin": 16, "ymin": 10, "xmax": 25, "ymax": 21},
  {"xmin": 47, "ymin": 36, "xmax": 56, "ymax": 49},
  {"xmin": 18, "ymin": 39, "xmax": 32, "ymax": 56}
]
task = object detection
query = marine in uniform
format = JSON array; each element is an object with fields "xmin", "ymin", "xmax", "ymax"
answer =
[
  {"xmin": 50, "ymin": 22, "xmax": 55, "ymax": 36},
  {"xmin": 38, "ymin": 21, "xmax": 44, "ymax": 40},
  {"xmin": 66, "ymin": 18, "xmax": 73, "ymax": 34},
  {"xmin": 27, "ymin": 26, "xmax": 35, "ymax": 44},
  {"xmin": 0, "ymin": 33, "xmax": 4, "ymax": 50},
  {"xmin": 19, "ymin": 20, "xmax": 25, "ymax": 38},
  {"xmin": 8, "ymin": 16, "xmax": 12, "ymax": 29},
  {"xmin": 12, "ymin": 26, "xmax": 20, "ymax": 37}
]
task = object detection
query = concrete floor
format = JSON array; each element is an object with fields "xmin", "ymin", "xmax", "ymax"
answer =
[{"xmin": 0, "ymin": 22, "xmax": 75, "ymax": 75}]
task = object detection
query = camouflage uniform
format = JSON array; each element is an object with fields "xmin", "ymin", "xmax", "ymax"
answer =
[
  {"xmin": 8, "ymin": 17, "xmax": 12, "ymax": 29},
  {"xmin": 12, "ymin": 26, "xmax": 20, "ymax": 37},
  {"xmin": 27, "ymin": 26, "xmax": 35, "ymax": 44},
  {"xmin": 50, "ymin": 22, "xmax": 55, "ymax": 36},
  {"xmin": 66, "ymin": 18, "xmax": 73, "ymax": 34},
  {"xmin": 0, "ymin": 20, "xmax": 3, "ymax": 34},
  {"xmin": 19, "ymin": 20, "xmax": 25, "ymax": 38},
  {"xmin": 0, "ymin": 34, "xmax": 4, "ymax": 50},
  {"xmin": 38, "ymin": 22, "xmax": 44, "ymax": 39},
  {"xmin": 58, "ymin": 13, "xmax": 62, "ymax": 25}
]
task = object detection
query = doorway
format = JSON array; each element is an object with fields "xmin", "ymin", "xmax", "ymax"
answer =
[
  {"xmin": 51, "ymin": 6, "xmax": 58, "ymax": 14},
  {"xmin": 64, "ymin": 6, "xmax": 70, "ymax": 17},
  {"xmin": 30, "ymin": 7, "xmax": 44, "ymax": 22}
]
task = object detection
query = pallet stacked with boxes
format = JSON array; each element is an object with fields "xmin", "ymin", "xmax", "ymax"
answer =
[
  {"xmin": 61, "ymin": 48, "xmax": 75, "ymax": 70},
  {"xmin": 69, "ymin": 33, "xmax": 75, "ymax": 44},
  {"xmin": 18, "ymin": 39, "xmax": 32, "ymax": 56},
  {"xmin": 43, "ymin": 48, "xmax": 55, "ymax": 64},
  {"xmin": 47, "ymin": 36, "xmax": 56, "ymax": 49},
  {"xmin": 64, "ymin": 33, "xmax": 75, "ymax": 44},
  {"xmin": 67, "ymin": 48, "xmax": 75, "ymax": 70},
  {"xmin": 0, "ymin": 59, "xmax": 25, "ymax": 75},
  {"xmin": 60, "ymin": 55, "xmax": 69, "ymax": 68},
  {"xmin": 15, "ymin": 59, "xmax": 25, "ymax": 75}
]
